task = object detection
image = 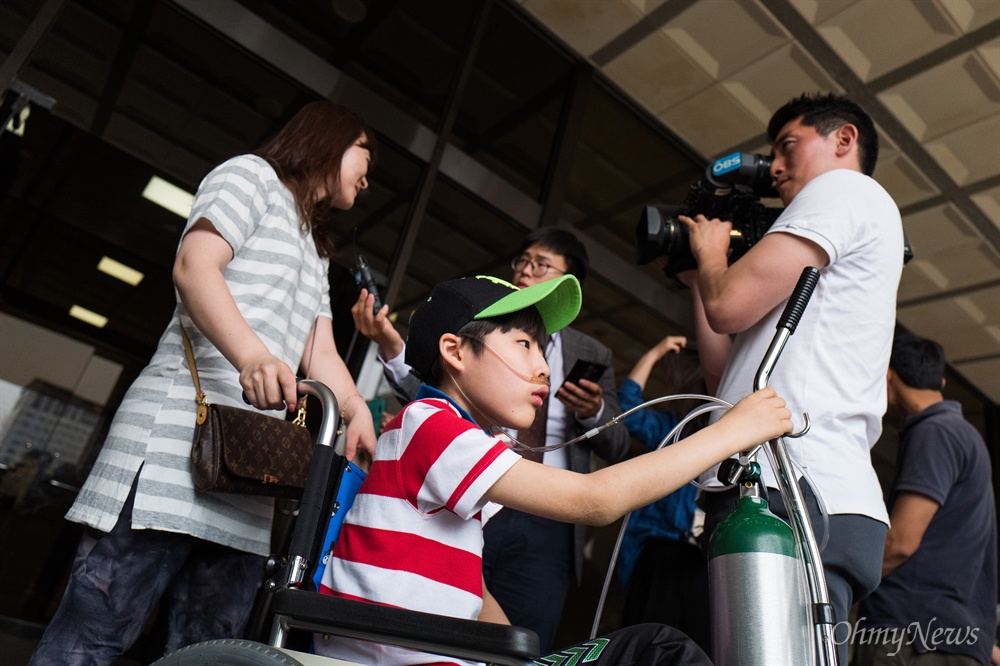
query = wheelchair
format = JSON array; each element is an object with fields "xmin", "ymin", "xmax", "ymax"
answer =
[
  {"xmin": 151, "ymin": 379, "xmax": 539, "ymax": 666},
  {"xmin": 154, "ymin": 268, "xmax": 830, "ymax": 666}
]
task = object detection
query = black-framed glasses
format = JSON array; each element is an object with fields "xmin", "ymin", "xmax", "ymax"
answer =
[{"xmin": 511, "ymin": 256, "xmax": 566, "ymax": 278}]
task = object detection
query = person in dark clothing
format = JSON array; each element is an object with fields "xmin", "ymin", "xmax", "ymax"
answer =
[
  {"xmin": 853, "ymin": 331, "xmax": 997, "ymax": 666},
  {"xmin": 616, "ymin": 335, "xmax": 710, "ymax": 656}
]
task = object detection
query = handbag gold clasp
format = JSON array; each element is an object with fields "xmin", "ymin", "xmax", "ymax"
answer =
[{"xmin": 291, "ymin": 395, "xmax": 308, "ymax": 427}]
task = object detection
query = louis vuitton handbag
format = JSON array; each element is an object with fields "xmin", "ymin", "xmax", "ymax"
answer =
[{"xmin": 180, "ymin": 324, "xmax": 313, "ymax": 499}]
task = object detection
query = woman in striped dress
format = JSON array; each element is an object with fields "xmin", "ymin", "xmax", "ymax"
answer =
[{"xmin": 30, "ymin": 101, "xmax": 379, "ymax": 666}]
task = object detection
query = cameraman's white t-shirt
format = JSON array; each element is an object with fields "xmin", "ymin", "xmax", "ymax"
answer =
[{"xmin": 708, "ymin": 168, "xmax": 903, "ymax": 524}]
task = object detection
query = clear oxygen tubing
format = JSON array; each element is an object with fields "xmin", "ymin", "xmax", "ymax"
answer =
[
  {"xmin": 509, "ymin": 390, "xmax": 826, "ymax": 532},
  {"xmin": 446, "ymin": 350, "xmax": 834, "ymax": 637},
  {"xmin": 587, "ymin": 396, "xmax": 724, "ymax": 640},
  {"xmin": 499, "ymin": 392, "xmax": 731, "ymax": 456},
  {"xmin": 572, "ymin": 394, "xmax": 829, "ymax": 641}
]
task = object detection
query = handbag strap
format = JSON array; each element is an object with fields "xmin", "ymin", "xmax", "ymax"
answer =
[
  {"xmin": 179, "ymin": 322, "xmax": 208, "ymax": 407},
  {"xmin": 178, "ymin": 319, "xmax": 308, "ymax": 421}
]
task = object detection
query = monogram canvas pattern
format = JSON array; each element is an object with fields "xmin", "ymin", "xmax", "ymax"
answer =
[{"xmin": 191, "ymin": 404, "xmax": 313, "ymax": 499}]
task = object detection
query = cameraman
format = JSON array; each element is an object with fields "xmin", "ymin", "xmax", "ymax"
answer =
[{"xmin": 679, "ymin": 92, "xmax": 904, "ymax": 666}]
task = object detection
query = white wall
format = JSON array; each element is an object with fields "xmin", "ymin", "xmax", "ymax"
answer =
[{"xmin": 0, "ymin": 313, "xmax": 122, "ymax": 408}]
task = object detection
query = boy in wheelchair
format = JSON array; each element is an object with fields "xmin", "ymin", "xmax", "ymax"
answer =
[{"xmin": 315, "ymin": 274, "xmax": 792, "ymax": 665}]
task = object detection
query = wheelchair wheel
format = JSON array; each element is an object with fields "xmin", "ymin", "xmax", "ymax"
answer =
[{"xmin": 150, "ymin": 639, "xmax": 304, "ymax": 665}]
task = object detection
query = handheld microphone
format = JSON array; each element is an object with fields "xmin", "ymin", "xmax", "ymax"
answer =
[{"xmin": 355, "ymin": 255, "xmax": 383, "ymax": 316}]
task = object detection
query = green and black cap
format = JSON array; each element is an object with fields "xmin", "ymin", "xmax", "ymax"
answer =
[{"xmin": 405, "ymin": 274, "xmax": 581, "ymax": 380}]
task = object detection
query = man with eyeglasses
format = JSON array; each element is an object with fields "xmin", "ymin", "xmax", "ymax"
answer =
[{"xmin": 352, "ymin": 227, "xmax": 628, "ymax": 652}]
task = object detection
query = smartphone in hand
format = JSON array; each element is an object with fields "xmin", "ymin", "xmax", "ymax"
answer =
[{"xmin": 561, "ymin": 360, "xmax": 608, "ymax": 389}]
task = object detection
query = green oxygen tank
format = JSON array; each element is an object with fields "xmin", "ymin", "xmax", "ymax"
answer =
[{"xmin": 708, "ymin": 493, "xmax": 812, "ymax": 666}]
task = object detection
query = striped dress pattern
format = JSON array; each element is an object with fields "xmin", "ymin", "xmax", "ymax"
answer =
[{"xmin": 66, "ymin": 154, "xmax": 332, "ymax": 556}]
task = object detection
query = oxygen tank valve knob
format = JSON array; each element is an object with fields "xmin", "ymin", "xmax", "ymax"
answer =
[{"xmin": 717, "ymin": 458, "xmax": 761, "ymax": 486}]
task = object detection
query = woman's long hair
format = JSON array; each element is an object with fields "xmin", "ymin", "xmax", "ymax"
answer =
[{"xmin": 253, "ymin": 101, "xmax": 377, "ymax": 258}]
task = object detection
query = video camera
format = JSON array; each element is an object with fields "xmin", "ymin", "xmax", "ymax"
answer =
[{"xmin": 635, "ymin": 152, "xmax": 782, "ymax": 279}]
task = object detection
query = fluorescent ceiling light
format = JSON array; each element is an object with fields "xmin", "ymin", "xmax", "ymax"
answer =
[
  {"xmin": 69, "ymin": 305, "xmax": 108, "ymax": 329},
  {"xmin": 143, "ymin": 175, "xmax": 193, "ymax": 218},
  {"xmin": 4, "ymin": 105, "xmax": 29, "ymax": 137},
  {"xmin": 97, "ymin": 256, "xmax": 144, "ymax": 286}
]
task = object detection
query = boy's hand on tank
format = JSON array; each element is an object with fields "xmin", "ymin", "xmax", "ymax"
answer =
[{"xmin": 720, "ymin": 387, "xmax": 792, "ymax": 449}]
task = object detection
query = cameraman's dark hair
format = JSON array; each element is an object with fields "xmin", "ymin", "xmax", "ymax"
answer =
[
  {"xmin": 518, "ymin": 228, "xmax": 589, "ymax": 285},
  {"xmin": 254, "ymin": 101, "xmax": 378, "ymax": 258},
  {"xmin": 425, "ymin": 307, "xmax": 549, "ymax": 388},
  {"xmin": 767, "ymin": 93, "xmax": 878, "ymax": 177},
  {"xmin": 890, "ymin": 331, "xmax": 946, "ymax": 391}
]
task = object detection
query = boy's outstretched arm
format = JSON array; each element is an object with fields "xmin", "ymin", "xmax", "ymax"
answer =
[{"xmin": 486, "ymin": 387, "xmax": 791, "ymax": 526}]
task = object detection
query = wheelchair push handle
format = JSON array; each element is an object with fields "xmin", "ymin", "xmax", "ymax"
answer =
[
  {"xmin": 753, "ymin": 266, "xmax": 839, "ymax": 666},
  {"xmin": 755, "ymin": 267, "xmax": 820, "ymax": 394},
  {"xmin": 240, "ymin": 378, "xmax": 340, "ymax": 448},
  {"xmin": 776, "ymin": 266, "xmax": 820, "ymax": 335}
]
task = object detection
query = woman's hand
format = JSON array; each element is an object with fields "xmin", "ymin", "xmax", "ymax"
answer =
[
  {"xmin": 238, "ymin": 352, "xmax": 299, "ymax": 411},
  {"xmin": 343, "ymin": 405, "xmax": 377, "ymax": 466}
]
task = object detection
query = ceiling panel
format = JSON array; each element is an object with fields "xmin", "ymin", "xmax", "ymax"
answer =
[
  {"xmin": 924, "ymin": 112, "xmax": 1000, "ymax": 185},
  {"xmin": 981, "ymin": 35, "xmax": 1000, "ymax": 77},
  {"xmin": 942, "ymin": 0, "xmax": 1000, "ymax": 32},
  {"xmin": 522, "ymin": 0, "xmax": 999, "ymax": 404},
  {"xmin": 897, "ymin": 295, "xmax": 1000, "ymax": 365},
  {"xmin": 971, "ymin": 185, "xmax": 1000, "ymax": 225},
  {"xmin": 897, "ymin": 260, "xmax": 950, "ymax": 303},
  {"xmin": 873, "ymin": 146, "xmax": 939, "ymax": 208},
  {"xmin": 518, "ymin": 0, "xmax": 656, "ymax": 56},
  {"xmin": 954, "ymin": 357, "xmax": 1000, "ymax": 403},
  {"xmin": 878, "ymin": 52, "xmax": 1000, "ymax": 142},
  {"xmin": 657, "ymin": 84, "xmax": 764, "ymax": 157},
  {"xmin": 602, "ymin": 30, "xmax": 715, "ymax": 115},
  {"xmin": 738, "ymin": 48, "xmax": 838, "ymax": 134},
  {"xmin": 901, "ymin": 204, "xmax": 1000, "ymax": 292},
  {"xmin": 659, "ymin": 0, "xmax": 788, "ymax": 81},
  {"xmin": 785, "ymin": 0, "xmax": 861, "ymax": 25},
  {"xmin": 815, "ymin": 0, "xmax": 963, "ymax": 82}
]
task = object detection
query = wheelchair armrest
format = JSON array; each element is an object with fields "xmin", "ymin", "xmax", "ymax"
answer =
[{"xmin": 270, "ymin": 588, "xmax": 539, "ymax": 666}]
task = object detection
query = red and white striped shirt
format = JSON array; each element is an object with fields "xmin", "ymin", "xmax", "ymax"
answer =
[{"xmin": 316, "ymin": 396, "xmax": 521, "ymax": 665}]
